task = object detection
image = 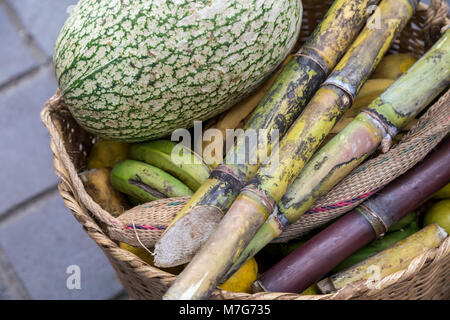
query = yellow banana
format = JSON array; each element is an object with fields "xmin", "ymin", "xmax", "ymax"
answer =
[
  {"xmin": 371, "ymin": 53, "xmax": 418, "ymax": 80},
  {"xmin": 79, "ymin": 167, "xmax": 129, "ymax": 217},
  {"xmin": 87, "ymin": 139, "xmax": 130, "ymax": 169}
]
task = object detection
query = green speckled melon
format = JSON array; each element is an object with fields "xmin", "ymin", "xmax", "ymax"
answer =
[{"xmin": 54, "ymin": 0, "xmax": 303, "ymax": 141}]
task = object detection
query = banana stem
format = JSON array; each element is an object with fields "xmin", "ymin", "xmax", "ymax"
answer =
[
  {"xmin": 164, "ymin": 0, "xmax": 416, "ymax": 300},
  {"xmin": 155, "ymin": 0, "xmax": 381, "ymax": 268},
  {"xmin": 228, "ymin": 27, "xmax": 450, "ymax": 280}
]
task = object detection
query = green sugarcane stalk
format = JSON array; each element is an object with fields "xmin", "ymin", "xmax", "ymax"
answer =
[
  {"xmin": 163, "ymin": 0, "xmax": 417, "ymax": 300},
  {"xmin": 154, "ymin": 0, "xmax": 381, "ymax": 268},
  {"xmin": 226, "ymin": 27, "xmax": 450, "ymax": 280}
]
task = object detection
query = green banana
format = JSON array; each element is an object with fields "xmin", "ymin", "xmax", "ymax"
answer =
[
  {"xmin": 129, "ymin": 140, "xmax": 211, "ymax": 192},
  {"xmin": 332, "ymin": 221, "xmax": 419, "ymax": 273},
  {"xmin": 111, "ymin": 160, "xmax": 194, "ymax": 204}
]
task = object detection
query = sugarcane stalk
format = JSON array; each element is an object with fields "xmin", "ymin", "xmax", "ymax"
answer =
[
  {"xmin": 318, "ymin": 223, "xmax": 448, "ymax": 293},
  {"xmin": 163, "ymin": 0, "xmax": 416, "ymax": 300},
  {"xmin": 154, "ymin": 0, "xmax": 381, "ymax": 268},
  {"xmin": 227, "ymin": 27, "xmax": 450, "ymax": 281},
  {"xmin": 253, "ymin": 134, "xmax": 450, "ymax": 293}
]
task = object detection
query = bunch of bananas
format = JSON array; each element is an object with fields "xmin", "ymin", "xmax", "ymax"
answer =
[
  {"xmin": 112, "ymin": 140, "xmax": 212, "ymax": 205},
  {"xmin": 81, "ymin": 139, "xmax": 212, "ymax": 213},
  {"xmin": 111, "ymin": 140, "xmax": 212, "ymax": 204}
]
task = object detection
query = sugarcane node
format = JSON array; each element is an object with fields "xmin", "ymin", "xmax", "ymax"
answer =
[
  {"xmin": 356, "ymin": 204, "xmax": 389, "ymax": 238},
  {"xmin": 321, "ymin": 79, "xmax": 356, "ymax": 106},
  {"xmin": 241, "ymin": 185, "xmax": 275, "ymax": 215},
  {"xmin": 209, "ymin": 164, "xmax": 246, "ymax": 189},
  {"xmin": 381, "ymin": 135, "xmax": 394, "ymax": 153},
  {"xmin": 361, "ymin": 108, "xmax": 398, "ymax": 152},
  {"xmin": 273, "ymin": 206, "xmax": 291, "ymax": 229},
  {"xmin": 293, "ymin": 50, "xmax": 329, "ymax": 75}
]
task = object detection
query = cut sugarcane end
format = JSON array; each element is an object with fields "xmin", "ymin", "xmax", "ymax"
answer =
[
  {"xmin": 316, "ymin": 277, "xmax": 336, "ymax": 294},
  {"xmin": 154, "ymin": 205, "xmax": 223, "ymax": 267},
  {"xmin": 251, "ymin": 280, "xmax": 268, "ymax": 293},
  {"xmin": 317, "ymin": 223, "xmax": 448, "ymax": 293},
  {"xmin": 436, "ymin": 224, "xmax": 449, "ymax": 239}
]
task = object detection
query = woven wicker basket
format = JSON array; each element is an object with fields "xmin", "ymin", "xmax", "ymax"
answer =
[{"xmin": 41, "ymin": 0, "xmax": 450, "ymax": 300}]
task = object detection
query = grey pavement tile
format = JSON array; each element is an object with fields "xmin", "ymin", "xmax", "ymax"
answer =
[
  {"xmin": 7, "ymin": 0, "xmax": 78, "ymax": 57},
  {"xmin": 0, "ymin": 67, "xmax": 58, "ymax": 216},
  {"xmin": 0, "ymin": 192, "xmax": 124, "ymax": 299},
  {"xmin": 0, "ymin": 245, "xmax": 31, "ymax": 299},
  {"xmin": 0, "ymin": 6, "xmax": 38, "ymax": 85}
]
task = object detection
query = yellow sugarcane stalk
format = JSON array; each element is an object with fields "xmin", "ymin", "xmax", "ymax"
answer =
[
  {"xmin": 317, "ymin": 224, "xmax": 448, "ymax": 293},
  {"xmin": 154, "ymin": 0, "xmax": 380, "ymax": 268},
  {"xmin": 163, "ymin": 0, "xmax": 416, "ymax": 300}
]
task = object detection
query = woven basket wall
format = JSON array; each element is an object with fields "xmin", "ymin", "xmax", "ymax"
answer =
[{"xmin": 41, "ymin": 0, "xmax": 450, "ymax": 300}]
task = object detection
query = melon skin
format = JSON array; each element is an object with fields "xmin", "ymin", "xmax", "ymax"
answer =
[{"xmin": 54, "ymin": 0, "xmax": 303, "ymax": 142}]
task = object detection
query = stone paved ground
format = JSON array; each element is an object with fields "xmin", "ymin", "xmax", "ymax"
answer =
[
  {"xmin": 0, "ymin": 0, "xmax": 127, "ymax": 300},
  {"xmin": 0, "ymin": 0, "xmax": 447, "ymax": 301}
]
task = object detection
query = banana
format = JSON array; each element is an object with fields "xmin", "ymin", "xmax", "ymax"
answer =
[
  {"xmin": 87, "ymin": 139, "xmax": 130, "ymax": 169},
  {"xmin": 371, "ymin": 53, "xmax": 418, "ymax": 80},
  {"xmin": 110, "ymin": 160, "xmax": 194, "ymax": 204},
  {"xmin": 79, "ymin": 167, "xmax": 129, "ymax": 217},
  {"xmin": 129, "ymin": 140, "xmax": 211, "ymax": 192},
  {"xmin": 433, "ymin": 182, "xmax": 450, "ymax": 199}
]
